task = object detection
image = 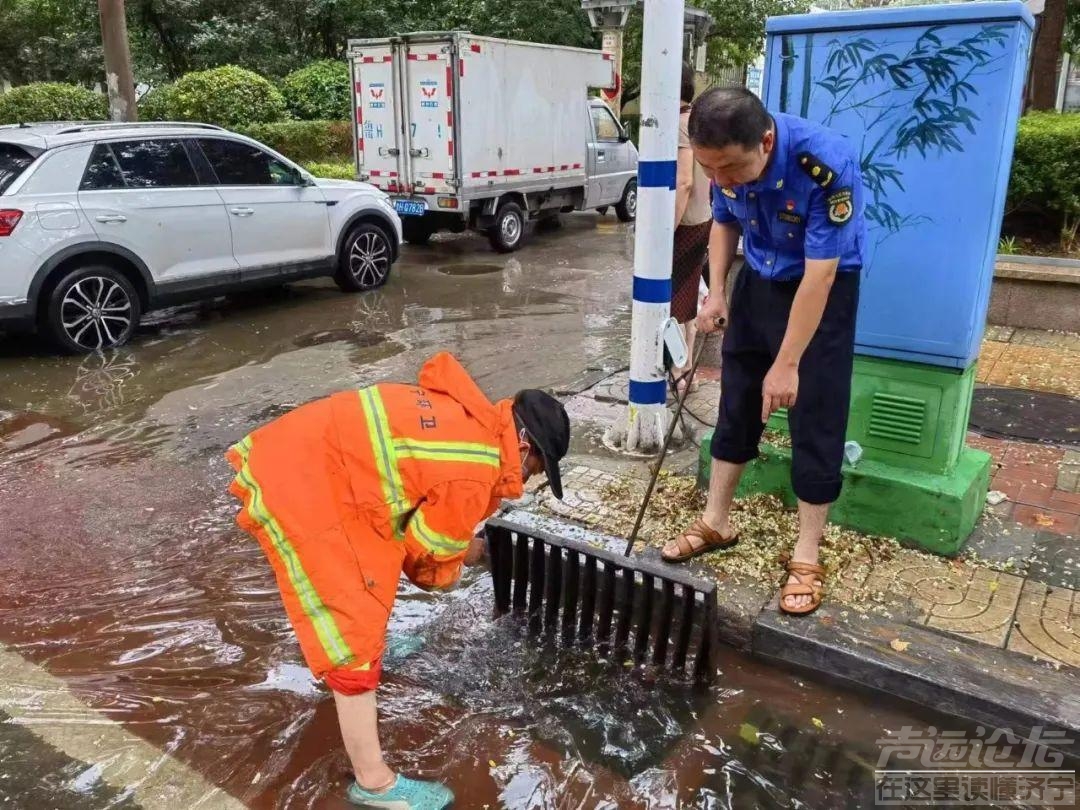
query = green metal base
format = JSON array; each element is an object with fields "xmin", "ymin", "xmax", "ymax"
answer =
[
  {"xmin": 699, "ymin": 354, "xmax": 992, "ymax": 554},
  {"xmin": 698, "ymin": 438, "xmax": 991, "ymax": 555}
]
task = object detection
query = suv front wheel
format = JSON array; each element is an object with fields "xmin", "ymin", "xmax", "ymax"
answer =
[
  {"xmin": 45, "ymin": 265, "xmax": 141, "ymax": 353},
  {"xmin": 336, "ymin": 223, "xmax": 393, "ymax": 292}
]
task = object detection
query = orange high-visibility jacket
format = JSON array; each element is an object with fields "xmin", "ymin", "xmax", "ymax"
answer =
[{"xmin": 226, "ymin": 352, "xmax": 523, "ymax": 679}]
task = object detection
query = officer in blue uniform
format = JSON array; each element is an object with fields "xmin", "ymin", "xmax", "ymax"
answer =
[{"xmin": 661, "ymin": 87, "xmax": 866, "ymax": 617}]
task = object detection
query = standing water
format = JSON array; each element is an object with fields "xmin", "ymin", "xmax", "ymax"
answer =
[{"xmin": 0, "ymin": 223, "xmax": 1006, "ymax": 808}]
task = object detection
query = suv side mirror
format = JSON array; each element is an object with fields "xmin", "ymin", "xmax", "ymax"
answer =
[{"xmin": 618, "ymin": 132, "xmax": 631, "ymax": 143}]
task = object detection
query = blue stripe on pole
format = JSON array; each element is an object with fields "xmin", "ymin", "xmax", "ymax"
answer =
[
  {"xmin": 632, "ymin": 276, "xmax": 671, "ymax": 304},
  {"xmin": 638, "ymin": 159, "xmax": 677, "ymax": 189},
  {"xmin": 629, "ymin": 378, "xmax": 667, "ymax": 405}
]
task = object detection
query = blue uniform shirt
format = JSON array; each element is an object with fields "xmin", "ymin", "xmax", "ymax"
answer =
[{"xmin": 711, "ymin": 112, "xmax": 866, "ymax": 281}]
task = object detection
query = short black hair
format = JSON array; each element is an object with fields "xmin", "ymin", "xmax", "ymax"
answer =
[
  {"xmin": 681, "ymin": 63, "xmax": 695, "ymax": 104},
  {"xmin": 687, "ymin": 86, "xmax": 772, "ymax": 150}
]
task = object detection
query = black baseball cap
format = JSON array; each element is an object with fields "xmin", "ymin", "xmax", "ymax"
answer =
[{"xmin": 512, "ymin": 390, "xmax": 570, "ymax": 500}]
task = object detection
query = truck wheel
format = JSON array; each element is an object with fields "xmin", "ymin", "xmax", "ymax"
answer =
[
  {"xmin": 615, "ymin": 179, "xmax": 638, "ymax": 223},
  {"xmin": 402, "ymin": 217, "xmax": 434, "ymax": 245},
  {"xmin": 488, "ymin": 201, "xmax": 526, "ymax": 253},
  {"xmin": 45, "ymin": 264, "xmax": 141, "ymax": 353},
  {"xmin": 335, "ymin": 223, "xmax": 393, "ymax": 292}
]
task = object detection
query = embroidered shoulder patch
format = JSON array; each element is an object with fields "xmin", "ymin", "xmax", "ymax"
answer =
[
  {"xmin": 797, "ymin": 152, "xmax": 837, "ymax": 189},
  {"xmin": 826, "ymin": 188, "xmax": 853, "ymax": 226}
]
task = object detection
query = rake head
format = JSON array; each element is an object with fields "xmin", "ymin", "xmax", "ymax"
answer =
[{"xmin": 485, "ymin": 517, "xmax": 721, "ymax": 684}]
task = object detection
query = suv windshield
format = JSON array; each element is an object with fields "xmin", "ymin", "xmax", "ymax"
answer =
[{"xmin": 0, "ymin": 142, "xmax": 39, "ymax": 194}]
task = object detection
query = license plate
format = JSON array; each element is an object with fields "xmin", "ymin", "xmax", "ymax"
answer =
[{"xmin": 394, "ymin": 199, "xmax": 426, "ymax": 217}]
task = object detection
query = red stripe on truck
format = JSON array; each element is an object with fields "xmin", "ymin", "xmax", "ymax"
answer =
[
  {"xmin": 459, "ymin": 60, "xmax": 464, "ymax": 78},
  {"xmin": 432, "ymin": 173, "xmax": 445, "ymax": 179},
  {"xmin": 470, "ymin": 44, "xmax": 481, "ymax": 53},
  {"xmin": 354, "ymin": 82, "xmax": 363, "ymax": 94},
  {"xmin": 446, "ymin": 66, "xmax": 452, "ymax": 96},
  {"xmin": 573, "ymin": 163, "xmax": 582, "ymax": 169},
  {"xmin": 407, "ymin": 54, "xmax": 418, "ymax": 61},
  {"xmin": 504, "ymin": 169, "xmax": 521, "ymax": 176}
]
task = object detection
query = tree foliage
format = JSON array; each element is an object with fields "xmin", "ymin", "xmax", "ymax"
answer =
[
  {"xmin": 139, "ymin": 65, "xmax": 287, "ymax": 127},
  {"xmin": 282, "ymin": 60, "xmax": 352, "ymax": 120},
  {"xmin": 620, "ymin": 0, "xmax": 811, "ymax": 106},
  {"xmin": 0, "ymin": 82, "xmax": 107, "ymax": 124},
  {"xmin": 1, "ymin": 0, "xmax": 598, "ymax": 87}
]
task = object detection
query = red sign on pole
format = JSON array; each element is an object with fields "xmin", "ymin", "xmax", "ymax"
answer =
[{"xmin": 602, "ymin": 71, "xmax": 622, "ymax": 102}]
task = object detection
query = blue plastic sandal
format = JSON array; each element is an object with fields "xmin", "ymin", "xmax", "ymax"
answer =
[{"xmin": 346, "ymin": 775, "xmax": 454, "ymax": 809}]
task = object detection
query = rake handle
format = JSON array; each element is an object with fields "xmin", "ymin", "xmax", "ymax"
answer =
[{"xmin": 623, "ymin": 322, "xmax": 722, "ymax": 558}]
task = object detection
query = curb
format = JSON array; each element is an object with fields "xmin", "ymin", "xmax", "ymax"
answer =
[{"xmin": 749, "ymin": 603, "xmax": 1080, "ymax": 767}]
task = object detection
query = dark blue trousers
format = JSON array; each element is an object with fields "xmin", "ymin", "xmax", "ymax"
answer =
[{"xmin": 710, "ymin": 266, "xmax": 860, "ymax": 505}]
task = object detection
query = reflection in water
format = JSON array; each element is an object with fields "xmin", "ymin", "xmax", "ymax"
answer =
[{"xmin": 66, "ymin": 351, "xmax": 139, "ymax": 414}]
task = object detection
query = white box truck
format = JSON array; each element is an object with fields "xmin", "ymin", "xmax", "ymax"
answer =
[{"xmin": 348, "ymin": 32, "xmax": 639, "ymax": 252}]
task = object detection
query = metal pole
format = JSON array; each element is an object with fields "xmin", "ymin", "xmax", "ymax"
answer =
[
  {"xmin": 98, "ymin": 0, "xmax": 138, "ymax": 122},
  {"xmin": 610, "ymin": 0, "xmax": 684, "ymax": 453}
]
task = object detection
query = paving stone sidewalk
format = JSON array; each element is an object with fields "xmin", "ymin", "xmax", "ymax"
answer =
[{"xmin": 542, "ymin": 327, "xmax": 1079, "ymax": 672}]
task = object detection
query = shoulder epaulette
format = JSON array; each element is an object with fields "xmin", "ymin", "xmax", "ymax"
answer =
[{"xmin": 797, "ymin": 152, "xmax": 837, "ymax": 189}]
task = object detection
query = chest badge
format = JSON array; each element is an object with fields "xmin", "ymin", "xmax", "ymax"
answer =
[
  {"xmin": 720, "ymin": 186, "xmax": 737, "ymax": 199},
  {"xmin": 827, "ymin": 188, "xmax": 853, "ymax": 225},
  {"xmin": 785, "ymin": 199, "xmax": 795, "ymax": 211}
]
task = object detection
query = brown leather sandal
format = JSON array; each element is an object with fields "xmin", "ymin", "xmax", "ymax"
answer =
[
  {"xmin": 780, "ymin": 560, "xmax": 826, "ymax": 616},
  {"xmin": 661, "ymin": 519, "xmax": 739, "ymax": 563}
]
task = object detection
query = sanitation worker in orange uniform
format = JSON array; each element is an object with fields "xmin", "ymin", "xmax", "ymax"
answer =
[{"xmin": 226, "ymin": 352, "xmax": 569, "ymax": 810}]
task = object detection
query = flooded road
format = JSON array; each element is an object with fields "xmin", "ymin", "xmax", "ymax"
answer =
[{"xmin": 1, "ymin": 216, "xmax": 981, "ymax": 808}]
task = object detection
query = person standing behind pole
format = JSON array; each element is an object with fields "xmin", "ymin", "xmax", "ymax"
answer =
[
  {"xmin": 669, "ymin": 63, "xmax": 713, "ymax": 396},
  {"xmin": 661, "ymin": 87, "xmax": 866, "ymax": 618}
]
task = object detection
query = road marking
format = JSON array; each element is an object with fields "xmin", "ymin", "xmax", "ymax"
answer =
[{"xmin": 0, "ymin": 643, "xmax": 246, "ymax": 809}]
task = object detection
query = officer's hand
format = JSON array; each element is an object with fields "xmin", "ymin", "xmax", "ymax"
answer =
[
  {"xmin": 696, "ymin": 296, "xmax": 728, "ymax": 334},
  {"xmin": 762, "ymin": 361, "xmax": 799, "ymax": 424}
]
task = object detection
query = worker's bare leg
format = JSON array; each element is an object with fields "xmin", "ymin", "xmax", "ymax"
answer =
[
  {"xmin": 783, "ymin": 500, "xmax": 828, "ymax": 611},
  {"xmin": 700, "ymin": 458, "xmax": 744, "ymax": 539},
  {"xmin": 334, "ymin": 690, "xmax": 395, "ymax": 790}
]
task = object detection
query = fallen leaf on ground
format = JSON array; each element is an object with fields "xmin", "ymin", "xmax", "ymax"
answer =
[
  {"xmin": 488, "ymin": 760, "xmax": 497, "ymax": 769},
  {"xmin": 811, "ymin": 717, "xmax": 825, "ymax": 729},
  {"xmin": 890, "ymin": 638, "xmax": 910, "ymax": 652},
  {"xmin": 1034, "ymin": 513, "xmax": 1055, "ymax": 527}
]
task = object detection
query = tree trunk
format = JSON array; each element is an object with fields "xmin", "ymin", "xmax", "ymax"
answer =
[
  {"xmin": 1029, "ymin": 0, "xmax": 1066, "ymax": 111},
  {"xmin": 98, "ymin": 0, "xmax": 139, "ymax": 121}
]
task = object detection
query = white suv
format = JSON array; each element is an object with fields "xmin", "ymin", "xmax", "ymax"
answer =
[{"xmin": 0, "ymin": 121, "xmax": 402, "ymax": 353}]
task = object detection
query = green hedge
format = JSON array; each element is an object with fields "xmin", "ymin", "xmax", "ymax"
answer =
[
  {"xmin": 1006, "ymin": 112, "xmax": 1080, "ymax": 252},
  {"xmin": 0, "ymin": 83, "xmax": 107, "ymax": 124},
  {"xmin": 239, "ymin": 120, "xmax": 352, "ymax": 163},
  {"xmin": 139, "ymin": 66, "xmax": 287, "ymax": 128},
  {"xmin": 302, "ymin": 160, "xmax": 355, "ymax": 180},
  {"xmin": 282, "ymin": 60, "xmax": 351, "ymax": 121}
]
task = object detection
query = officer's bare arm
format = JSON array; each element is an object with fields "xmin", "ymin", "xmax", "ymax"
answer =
[
  {"xmin": 777, "ymin": 258, "xmax": 839, "ymax": 368},
  {"xmin": 707, "ymin": 221, "xmax": 741, "ymax": 292}
]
